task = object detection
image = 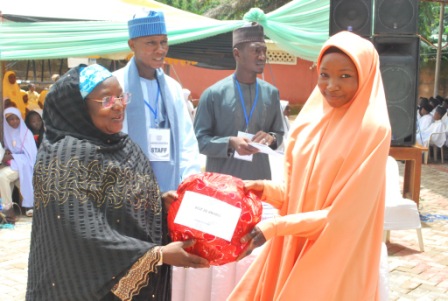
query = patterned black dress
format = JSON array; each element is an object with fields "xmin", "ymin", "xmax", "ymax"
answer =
[{"xmin": 26, "ymin": 66, "xmax": 171, "ymax": 301}]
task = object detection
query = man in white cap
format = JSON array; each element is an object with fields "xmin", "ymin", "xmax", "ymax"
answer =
[
  {"xmin": 114, "ymin": 10, "xmax": 200, "ymax": 192},
  {"xmin": 194, "ymin": 22, "xmax": 284, "ymax": 180}
]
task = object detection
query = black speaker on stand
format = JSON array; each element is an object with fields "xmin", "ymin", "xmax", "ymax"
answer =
[
  {"xmin": 374, "ymin": 0, "xmax": 419, "ymax": 35},
  {"xmin": 373, "ymin": 0, "xmax": 419, "ymax": 146},
  {"xmin": 329, "ymin": 0, "xmax": 420, "ymax": 146},
  {"xmin": 329, "ymin": 0, "xmax": 372, "ymax": 36},
  {"xmin": 373, "ymin": 35, "xmax": 420, "ymax": 146}
]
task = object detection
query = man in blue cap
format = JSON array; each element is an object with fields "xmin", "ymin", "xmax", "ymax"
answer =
[{"xmin": 114, "ymin": 10, "xmax": 200, "ymax": 192}]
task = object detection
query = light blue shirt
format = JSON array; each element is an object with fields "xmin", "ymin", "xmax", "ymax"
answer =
[{"xmin": 114, "ymin": 61, "xmax": 200, "ymax": 192}]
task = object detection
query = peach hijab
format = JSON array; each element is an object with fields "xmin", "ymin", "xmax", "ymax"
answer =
[
  {"xmin": 229, "ymin": 31, "xmax": 391, "ymax": 301},
  {"xmin": 3, "ymin": 71, "xmax": 27, "ymax": 118}
]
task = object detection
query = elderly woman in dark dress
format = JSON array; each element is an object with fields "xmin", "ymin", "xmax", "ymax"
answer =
[{"xmin": 26, "ymin": 64, "xmax": 208, "ymax": 301}]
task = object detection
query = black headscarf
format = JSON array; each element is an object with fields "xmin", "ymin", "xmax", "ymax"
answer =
[
  {"xmin": 26, "ymin": 65, "xmax": 171, "ymax": 301},
  {"xmin": 24, "ymin": 110, "xmax": 44, "ymax": 148},
  {"xmin": 43, "ymin": 65, "xmax": 124, "ymax": 148}
]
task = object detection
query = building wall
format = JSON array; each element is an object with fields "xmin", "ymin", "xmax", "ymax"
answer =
[
  {"xmin": 7, "ymin": 57, "xmax": 448, "ymax": 109},
  {"xmin": 171, "ymin": 58, "xmax": 448, "ymax": 113},
  {"xmin": 169, "ymin": 59, "xmax": 318, "ymax": 108},
  {"xmin": 419, "ymin": 59, "xmax": 448, "ymax": 99}
]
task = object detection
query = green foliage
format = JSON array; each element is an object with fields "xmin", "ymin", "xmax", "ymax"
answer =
[
  {"xmin": 157, "ymin": 0, "xmax": 223, "ymax": 15},
  {"xmin": 419, "ymin": 2, "xmax": 448, "ymax": 63},
  {"xmin": 157, "ymin": 0, "xmax": 291, "ymax": 19},
  {"xmin": 419, "ymin": 2, "xmax": 438, "ymax": 38}
]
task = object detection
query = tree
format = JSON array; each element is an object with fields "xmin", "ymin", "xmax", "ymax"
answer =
[
  {"xmin": 419, "ymin": 1, "xmax": 448, "ymax": 63},
  {"xmin": 157, "ymin": 0, "xmax": 291, "ymax": 19}
]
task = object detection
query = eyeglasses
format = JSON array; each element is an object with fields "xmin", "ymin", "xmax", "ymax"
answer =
[{"xmin": 88, "ymin": 93, "xmax": 132, "ymax": 108}]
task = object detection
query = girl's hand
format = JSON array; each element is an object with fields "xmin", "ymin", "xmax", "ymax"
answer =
[
  {"xmin": 236, "ymin": 226, "xmax": 266, "ymax": 261},
  {"xmin": 243, "ymin": 180, "xmax": 265, "ymax": 199}
]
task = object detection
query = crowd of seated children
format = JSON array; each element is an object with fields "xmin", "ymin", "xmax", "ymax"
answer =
[
  {"xmin": 417, "ymin": 105, "xmax": 447, "ymax": 147},
  {"xmin": 416, "ymin": 96, "xmax": 448, "ymax": 153},
  {"xmin": 416, "ymin": 97, "xmax": 435, "ymax": 140}
]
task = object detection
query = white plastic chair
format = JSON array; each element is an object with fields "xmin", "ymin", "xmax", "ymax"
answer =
[
  {"xmin": 383, "ymin": 156, "xmax": 424, "ymax": 252},
  {"xmin": 423, "ymin": 131, "xmax": 446, "ymax": 164}
]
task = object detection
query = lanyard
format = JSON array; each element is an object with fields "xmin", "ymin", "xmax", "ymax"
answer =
[
  {"xmin": 144, "ymin": 80, "xmax": 161, "ymax": 127},
  {"xmin": 234, "ymin": 75, "xmax": 259, "ymax": 132}
]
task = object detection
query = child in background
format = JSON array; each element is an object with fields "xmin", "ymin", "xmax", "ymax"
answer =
[
  {"xmin": 417, "ymin": 105, "xmax": 447, "ymax": 148},
  {"xmin": 3, "ymin": 98, "xmax": 17, "ymax": 109},
  {"xmin": 0, "ymin": 107, "xmax": 37, "ymax": 219},
  {"xmin": 25, "ymin": 109, "xmax": 44, "ymax": 148},
  {"xmin": 416, "ymin": 98, "xmax": 434, "ymax": 144}
]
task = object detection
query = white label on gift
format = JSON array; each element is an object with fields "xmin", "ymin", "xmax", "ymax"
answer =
[{"xmin": 174, "ymin": 191, "xmax": 242, "ymax": 242}]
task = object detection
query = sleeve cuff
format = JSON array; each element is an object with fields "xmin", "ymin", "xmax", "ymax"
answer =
[{"xmin": 257, "ymin": 217, "xmax": 278, "ymax": 241}]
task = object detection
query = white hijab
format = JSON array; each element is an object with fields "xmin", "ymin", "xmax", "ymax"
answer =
[{"xmin": 3, "ymin": 107, "xmax": 37, "ymax": 207}]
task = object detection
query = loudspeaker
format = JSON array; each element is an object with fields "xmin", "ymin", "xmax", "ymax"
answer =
[
  {"xmin": 374, "ymin": 0, "xmax": 419, "ymax": 35},
  {"xmin": 373, "ymin": 35, "xmax": 420, "ymax": 146},
  {"xmin": 329, "ymin": 0, "xmax": 372, "ymax": 36}
]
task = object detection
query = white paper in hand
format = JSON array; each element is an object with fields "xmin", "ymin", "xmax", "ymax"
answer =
[{"xmin": 233, "ymin": 131, "xmax": 254, "ymax": 161}]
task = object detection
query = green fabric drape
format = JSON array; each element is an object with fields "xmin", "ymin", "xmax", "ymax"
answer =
[
  {"xmin": 0, "ymin": 0, "xmax": 330, "ymax": 62},
  {"xmin": 244, "ymin": 0, "xmax": 329, "ymax": 62}
]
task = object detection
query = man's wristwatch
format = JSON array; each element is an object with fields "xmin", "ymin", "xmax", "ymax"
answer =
[{"xmin": 268, "ymin": 132, "xmax": 278, "ymax": 149}]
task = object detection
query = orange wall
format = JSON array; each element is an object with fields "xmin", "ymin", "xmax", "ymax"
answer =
[{"xmin": 169, "ymin": 59, "xmax": 318, "ymax": 107}]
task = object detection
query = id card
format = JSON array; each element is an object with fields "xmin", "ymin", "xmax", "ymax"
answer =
[{"xmin": 148, "ymin": 128, "xmax": 170, "ymax": 161}]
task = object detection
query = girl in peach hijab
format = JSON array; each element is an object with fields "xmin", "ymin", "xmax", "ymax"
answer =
[
  {"xmin": 228, "ymin": 31, "xmax": 391, "ymax": 300},
  {"xmin": 3, "ymin": 71, "xmax": 27, "ymax": 118}
]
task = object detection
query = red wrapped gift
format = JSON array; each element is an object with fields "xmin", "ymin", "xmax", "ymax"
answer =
[{"xmin": 167, "ymin": 172, "xmax": 263, "ymax": 265}]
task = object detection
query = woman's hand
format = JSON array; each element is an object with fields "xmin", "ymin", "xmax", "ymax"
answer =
[
  {"xmin": 161, "ymin": 190, "xmax": 178, "ymax": 212},
  {"xmin": 236, "ymin": 226, "xmax": 266, "ymax": 261},
  {"xmin": 162, "ymin": 239, "xmax": 210, "ymax": 268}
]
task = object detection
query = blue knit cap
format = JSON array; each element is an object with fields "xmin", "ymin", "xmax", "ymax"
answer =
[
  {"xmin": 79, "ymin": 64, "xmax": 113, "ymax": 99},
  {"xmin": 128, "ymin": 10, "xmax": 167, "ymax": 39}
]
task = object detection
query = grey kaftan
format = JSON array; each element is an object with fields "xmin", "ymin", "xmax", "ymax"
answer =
[{"xmin": 194, "ymin": 75, "xmax": 284, "ymax": 180}]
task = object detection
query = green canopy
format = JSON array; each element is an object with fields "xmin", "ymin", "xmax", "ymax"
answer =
[{"xmin": 0, "ymin": 0, "xmax": 330, "ymax": 65}]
